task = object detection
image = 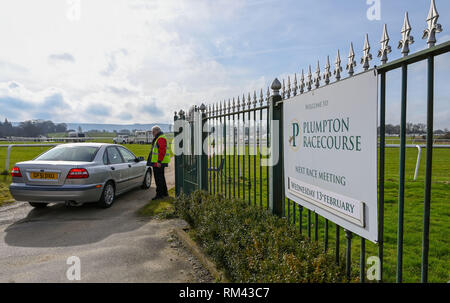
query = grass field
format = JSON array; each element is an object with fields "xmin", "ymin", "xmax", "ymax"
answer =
[{"xmin": 0, "ymin": 140, "xmax": 448, "ymax": 282}]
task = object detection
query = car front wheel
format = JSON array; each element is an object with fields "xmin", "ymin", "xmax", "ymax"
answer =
[{"xmin": 98, "ymin": 182, "xmax": 115, "ymax": 208}]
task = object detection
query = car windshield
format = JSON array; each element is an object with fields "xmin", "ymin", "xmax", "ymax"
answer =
[{"xmin": 35, "ymin": 146, "xmax": 99, "ymax": 162}]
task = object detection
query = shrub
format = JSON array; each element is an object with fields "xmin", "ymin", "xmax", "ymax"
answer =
[{"xmin": 174, "ymin": 191, "xmax": 348, "ymax": 283}]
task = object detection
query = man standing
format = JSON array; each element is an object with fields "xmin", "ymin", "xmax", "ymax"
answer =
[{"xmin": 147, "ymin": 125, "xmax": 170, "ymax": 200}]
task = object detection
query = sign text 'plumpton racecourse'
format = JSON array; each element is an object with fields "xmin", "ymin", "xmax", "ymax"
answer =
[{"xmin": 284, "ymin": 70, "xmax": 378, "ymax": 242}]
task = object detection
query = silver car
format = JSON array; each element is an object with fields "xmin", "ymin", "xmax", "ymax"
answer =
[{"xmin": 9, "ymin": 143, "xmax": 152, "ymax": 208}]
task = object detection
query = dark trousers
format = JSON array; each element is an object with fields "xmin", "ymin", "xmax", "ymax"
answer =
[{"xmin": 153, "ymin": 166, "xmax": 168, "ymax": 197}]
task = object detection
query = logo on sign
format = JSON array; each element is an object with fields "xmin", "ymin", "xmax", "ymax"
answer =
[{"xmin": 289, "ymin": 119, "xmax": 300, "ymax": 151}]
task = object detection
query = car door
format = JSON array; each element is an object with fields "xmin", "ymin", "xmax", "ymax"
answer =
[
  {"xmin": 118, "ymin": 146, "xmax": 145, "ymax": 188},
  {"xmin": 105, "ymin": 146, "xmax": 130, "ymax": 194}
]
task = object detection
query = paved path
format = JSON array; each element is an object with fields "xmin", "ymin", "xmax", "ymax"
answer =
[{"xmin": 0, "ymin": 166, "xmax": 208, "ymax": 283}]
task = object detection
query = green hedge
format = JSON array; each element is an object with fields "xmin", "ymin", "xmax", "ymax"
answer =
[{"xmin": 174, "ymin": 191, "xmax": 348, "ymax": 283}]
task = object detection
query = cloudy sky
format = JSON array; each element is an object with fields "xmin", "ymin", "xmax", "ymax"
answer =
[{"xmin": 0, "ymin": 0, "xmax": 449, "ymax": 128}]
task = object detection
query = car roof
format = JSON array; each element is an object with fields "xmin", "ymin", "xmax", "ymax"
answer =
[{"xmin": 55, "ymin": 143, "xmax": 117, "ymax": 148}]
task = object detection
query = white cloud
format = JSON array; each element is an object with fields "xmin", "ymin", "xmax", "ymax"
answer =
[{"xmin": 0, "ymin": 0, "xmax": 260, "ymax": 124}]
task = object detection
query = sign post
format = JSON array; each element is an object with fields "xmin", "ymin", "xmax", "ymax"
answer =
[{"xmin": 269, "ymin": 79, "xmax": 284, "ymax": 217}]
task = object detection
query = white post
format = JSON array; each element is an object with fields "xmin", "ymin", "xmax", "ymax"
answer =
[
  {"xmin": 5, "ymin": 145, "xmax": 13, "ymax": 173},
  {"xmin": 2, "ymin": 144, "xmax": 59, "ymax": 174},
  {"xmin": 414, "ymin": 145, "xmax": 422, "ymax": 181}
]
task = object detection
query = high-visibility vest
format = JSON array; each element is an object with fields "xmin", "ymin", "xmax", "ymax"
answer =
[{"xmin": 150, "ymin": 134, "xmax": 170, "ymax": 164}]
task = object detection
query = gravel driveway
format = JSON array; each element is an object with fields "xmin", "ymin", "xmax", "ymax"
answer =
[{"xmin": 0, "ymin": 166, "xmax": 211, "ymax": 283}]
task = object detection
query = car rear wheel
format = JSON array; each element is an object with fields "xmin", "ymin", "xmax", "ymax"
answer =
[
  {"xmin": 29, "ymin": 202, "xmax": 48, "ymax": 208},
  {"xmin": 98, "ymin": 181, "xmax": 115, "ymax": 208},
  {"xmin": 141, "ymin": 169, "xmax": 152, "ymax": 189}
]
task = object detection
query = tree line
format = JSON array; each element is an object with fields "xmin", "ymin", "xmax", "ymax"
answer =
[
  {"xmin": 379, "ymin": 122, "xmax": 448, "ymax": 136},
  {"xmin": 0, "ymin": 119, "xmax": 68, "ymax": 138},
  {"xmin": 0, "ymin": 118, "xmax": 448, "ymax": 138}
]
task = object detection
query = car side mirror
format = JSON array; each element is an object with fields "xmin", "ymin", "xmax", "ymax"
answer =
[{"xmin": 136, "ymin": 156, "xmax": 145, "ymax": 162}]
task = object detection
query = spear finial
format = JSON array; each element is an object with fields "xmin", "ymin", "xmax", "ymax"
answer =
[
  {"xmin": 361, "ymin": 34, "xmax": 373, "ymax": 71},
  {"xmin": 266, "ymin": 86, "xmax": 270, "ymax": 101},
  {"xmin": 287, "ymin": 76, "xmax": 292, "ymax": 98},
  {"xmin": 293, "ymin": 73, "xmax": 298, "ymax": 96},
  {"xmin": 260, "ymin": 88, "xmax": 264, "ymax": 105},
  {"xmin": 346, "ymin": 42, "xmax": 357, "ymax": 76},
  {"xmin": 334, "ymin": 50, "xmax": 343, "ymax": 81},
  {"xmin": 299, "ymin": 69, "xmax": 305, "ymax": 94},
  {"xmin": 232, "ymin": 97, "xmax": 235, "ymax": 111},
  {"xmin": 247, "ymin": 92, "xmax": 251, "ymax": 108},
  {"xmin": 378, "ymin": 24, "xmax": 392, "ymax": 64},
  {"xmin": 324, "ymin": 56, "xmax": 331, "ymax": 85},
  {"xmin": 398, "ymin": 12, "xmax": 414, "ymax": 57},
  {"xmin": 228, "ymin": 98, "xmax": 231, "ymax": 113},
  {"xmin": 237, "ymin": 96, "xmax": 240, "ymax": 109},
  {"xmin": 253, "ymin": 90, "xmax": 257, "ymax": 106},
  {"xmin": 314, "ymin": 60, "xmax": 321, "ymax": 88},
  {"xmin": 423, "ymin": 0, "xmax": 442, "ymax": 48},
  {"xmin": 306, "ymin": 65, "xmax": 313, "ymax": 91}
]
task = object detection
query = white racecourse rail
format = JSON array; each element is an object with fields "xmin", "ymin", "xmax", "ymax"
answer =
[{"xmin": 0, "ymin": 144, "xmax": 59, "ymax": 173}]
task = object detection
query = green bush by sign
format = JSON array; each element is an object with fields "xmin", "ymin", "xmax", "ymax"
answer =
[{"xmin": 174, "ymin": 191, "xmax": 351, "ymax": 282}]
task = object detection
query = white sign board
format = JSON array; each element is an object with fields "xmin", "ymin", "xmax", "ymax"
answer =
[{"xmin": 283, "ymin": 70, "xmax": 378, "ymax": 242}]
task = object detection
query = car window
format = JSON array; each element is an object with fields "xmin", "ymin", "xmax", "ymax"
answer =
[
  {"xmin": 35, "ymin": 146, "xmax": 99, "ymax": 162},
  {"xmin": 118, "ymin": 147, "xmax": 137, "ymax": 163},
  {"xmin": 106, "ymin": 147, "xmax": 124, "ymax": 164},
  {"xmin": 103, "ymin": 150, "xmax": 108, "ymax": 165}
]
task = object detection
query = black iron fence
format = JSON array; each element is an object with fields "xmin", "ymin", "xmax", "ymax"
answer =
[{"xmin": 174, "ymin": 0, "xmax": 449, "ymax": 283}]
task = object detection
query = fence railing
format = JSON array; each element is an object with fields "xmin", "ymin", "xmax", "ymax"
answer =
[{"xmin": 175, "ymin": 0, "xmax": 449, "ymax": 283}]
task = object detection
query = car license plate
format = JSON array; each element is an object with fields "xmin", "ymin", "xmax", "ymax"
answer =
[{"xmin": 30, "ymin": 172, "xmax": 58, "ymax": 180}]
